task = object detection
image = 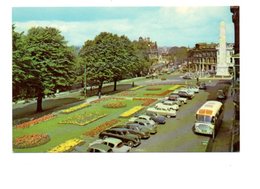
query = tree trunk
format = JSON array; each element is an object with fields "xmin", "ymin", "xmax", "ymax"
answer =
[
  {"xmin": 36, "ymin": 92, "xmax": 44, "ymax": 113},
  {"xmin": 113, "ymin": 80, "xmax": 117, "ymax": 91},
  {"xmin": 97, "ymin": 81, "xmax": 103, "ymax": 97}
]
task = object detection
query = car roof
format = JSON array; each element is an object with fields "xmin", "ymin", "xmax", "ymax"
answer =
[
  {"xmin": 134, "ymin": 119, "xmax": 149, "ymax": 123},
  {"xmin": 138, "ymin": 115, "xmax": 150, "ymax": 119},
  {"xmin": 109, "ymin": 127, "xmax": 129, "ymax": 131},
  {"xmin": 103, "ymin": 137, "xmax": 122, "ymax": 145},
  {"xmin": 89, "ymin": 143, "xmax": 112, "ymax": 151}
]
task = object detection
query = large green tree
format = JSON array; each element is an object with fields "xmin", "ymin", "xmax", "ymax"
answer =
[
  {"xmin": 79, "ymin": 32, "xmax": 138, "ymax": 94},
  {"xmin": 13, "ymin": 26, "xmax": 76, "ymax": 112},
  {"xmin": 12, "ymin": 25, "xmax": 31, "ymax": 101}
]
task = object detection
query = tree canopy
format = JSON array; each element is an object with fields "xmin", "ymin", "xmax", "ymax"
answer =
[{"xmin": 13, "ymin": 26, "xmax": 77, "ymax": 112}]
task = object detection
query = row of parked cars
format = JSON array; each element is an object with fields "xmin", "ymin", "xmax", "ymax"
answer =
[
  {"xmin": 86, "ymin": 113, "xmax": 165, "ymax": 152},
  {"xmin": 86, "ymin": 85, "xmax": 200, "ymax": 152}
]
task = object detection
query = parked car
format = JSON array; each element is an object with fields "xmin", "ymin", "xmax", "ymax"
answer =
[
  {"xmin": 99, "ymin": 128, "xmax": 141, "ymax": 147},
  {"xmin": 129, "ymin": 115, "xmax": 156, "ymax": 125},
  {"xmin": 145, "ymin": 112, "xmax": 166, "ymax": 124},
  {"xmin": 118, "ymin": 124, "xmax": 150, "ymax": 139},
  {"xmin": 177, "ymin": 90, "xmax": 194, "ymax": 99},
  {"xmin": 147, "ymin": 106, "xmax": 176, "ymax": 118},
  {"xmin": 168, "ymin": 94, "xmax": 187, "ymax": 104},
  {"xmin": 157, "ymin": 101, "xmax": 179, "ymax": 111},
  {"xmin": 198, "ymin": 82, "xmax": 207, "ymax": 90},
  {"xmin": 126, "ymin": 122, "xmax": 157, "ymax": 135},
  {"xmin": 186, "ymin": 85, "xmax": 199, "ymax": 93},
  {"xmin": 87, "ymin": 143, "xmax": 113, "ymax": 153},
  {"xmin": 166, "ymin": 95, "xmax": 183, "ymax": 106},
  {"xmin": 217, "ymin": 89, "xmax": 227, "ymax": 100},
  {"xmin": 89, "ymin": 137, "xmax": 131, "ymax": 152},
  {"xmin": 131, "ymin": 119, "xmax": 157, "ymax": 134}
]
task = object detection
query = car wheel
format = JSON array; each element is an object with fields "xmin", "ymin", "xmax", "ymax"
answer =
[{"xmin": 127, "ymin": 141, "xmax": 134, "ymax": 147}]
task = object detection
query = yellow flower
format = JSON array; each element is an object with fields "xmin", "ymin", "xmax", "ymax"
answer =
[
  {"xmin": 168, "ymin": 85, "xmax": 183, "ymax": 91},
  {"xmin": 62, "ymin": 103, "xmax": 90, "ymax": 113},
  {"xmin": 120, "ymin": 106, "xmax": 143, "ymax": 118},
  {"xmin": 48, "ymin": 138, "xmax": 84, "ymax": 152}
]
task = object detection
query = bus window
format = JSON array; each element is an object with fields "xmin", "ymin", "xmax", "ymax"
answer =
[{"xmin": 196, "ymin": 115, "xmax": 212, "ymax": 123}]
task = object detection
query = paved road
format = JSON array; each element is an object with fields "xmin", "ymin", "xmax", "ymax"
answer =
[
  {"xmin": 13, "ymin": 72, "xmax": 234, "ymax": 152},
  {"xmin": 132, "ymin": 90, "xmax": 211, "ymax": 152}
]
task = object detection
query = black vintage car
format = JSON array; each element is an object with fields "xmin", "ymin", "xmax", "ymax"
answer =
[
  {"xmin": 99, "ymin": 128, "xmax": 141, "ymax": 147},
  {"xmin": 114, "ymin": 125, "xmax": 150, "ymax": 139}
]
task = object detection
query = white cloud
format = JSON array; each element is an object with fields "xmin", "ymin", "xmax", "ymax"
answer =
[{"xmin": 13, "ymin": 7, "xmax": 233, "ymax": 47}]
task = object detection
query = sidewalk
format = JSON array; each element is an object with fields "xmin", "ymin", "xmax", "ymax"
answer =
[{"xmin": 210, "ymin": 86, "xmax": 234, "ymax": 152}]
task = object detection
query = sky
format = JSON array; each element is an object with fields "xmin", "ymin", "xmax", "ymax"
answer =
[{"xmin": 12, "ymin": 7, "xmax": 234, "ymax": 47}]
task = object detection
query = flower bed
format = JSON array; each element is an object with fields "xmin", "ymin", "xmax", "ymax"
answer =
[
  {"xmin": 117, "ymin": 91, "xmax": 136, "ymax": 97},
  {"xmin": 146, "ymin": 87, "xmax": 161, "ymax": 91},
  {"xmin": 133, "ymin": 98, "xmax": 157, "ymax": 106},
  {"xmin": 13, "ymin": 134, "xmax": 50, "ymax": 149},
  {"xmin": 48, "ymin": 138, "xmax": 84, "ymax": 152},
  {"xmin": 129, "ymin": 85, "xmax": 144, "ymax": 91},
  {"xmin": 15, "ymin": 114, "xmax": 55, "ymax": 129},
  {"xmin": 61, "ymin": 103, "xmax": 90, "ymax": 113},
  {"xmin": 90, "ymin": 97, "xmax": 110, "ymax": 104},
  {"xmin": 144, "ymin": 90, "xmax": 172, "ymax": 97},
  {"xmin": 103, "ymin": 101, "xmax": 127, "ymax": 108},
  {"xmin": 84, "ymin": 119, "xmax": 120, "ymax": 137},
  {"xmin": 168, "ymin": 85, "xmax": 183, "ymax": 91},
  {"xmin": 120, "ymin": 106, "xmax": 144, "ymax": 118},
  {"xmin": 59, "ymin": 112, "xmax": 107, "ymax": 126}
]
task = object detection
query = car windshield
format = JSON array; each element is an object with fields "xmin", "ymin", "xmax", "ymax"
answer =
[{"xmin": 196, "ymin": 115, "xmax": 212, "ymax": 123}]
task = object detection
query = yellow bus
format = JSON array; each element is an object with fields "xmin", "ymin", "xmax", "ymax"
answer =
[{"xmin": 192, "ymin": 101, "xmax": 224, "ymax": 139}]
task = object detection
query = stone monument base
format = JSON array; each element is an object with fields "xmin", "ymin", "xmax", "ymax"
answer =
[{"xmin": 216, "ymin": 66, "xmax": 230, "ymax": 76}]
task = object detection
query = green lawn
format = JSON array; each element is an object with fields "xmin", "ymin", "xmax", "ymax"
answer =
[
  {"xmin": 13, "ymin": 84, "xmax": 182, "ymax": 152},
  {"xmin": 13, "ymin": 98, "xmax": 142, "ymax": 152}
]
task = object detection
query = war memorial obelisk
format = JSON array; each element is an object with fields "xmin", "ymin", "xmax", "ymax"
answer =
[{"xmin": 216, "ymin": 21, "xmax": 230, "ymax": 76}]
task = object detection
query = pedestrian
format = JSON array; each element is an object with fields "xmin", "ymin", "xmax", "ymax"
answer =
[{"xmin": 98, "ymin": 91, "xmax": 101, "ymax": 99}]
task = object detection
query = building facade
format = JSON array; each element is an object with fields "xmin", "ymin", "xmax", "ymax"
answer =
[
  {"xmin": 188, "ymin": 42, "xmax": 234, "ymax": 75},
  {"xmin": 188, "ymin": 43, "xmax": 218, "ymax": 73}
]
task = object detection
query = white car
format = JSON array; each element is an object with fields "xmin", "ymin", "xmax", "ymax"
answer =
[
  {"xmin": 168, "ymin": 94, "xmax": 187, "ymax": 105},
  {"xmin": 186, "ymin": 86, "xmax": 199, "ymax": 93},
  {"xmin": 179, "ymin": 88, "xmax": 195, "ymax": 95},
  {"xmin": 129, "ymin": 115, "xmax": 156, "ymax": 125},
  {"xmin": 161, "ymin": 101, "xmax": 180, "ymax": 110},
  {"xmin": 147, "ymin": 106, "xmax": 176, "ymax": 118},
  {"xmin": 155, "ymin": 102, "xmax": 179, "ymax": 111},
  {"xmin": 89, "ymin": 137, "xmax": 131, "ymax": 152}
]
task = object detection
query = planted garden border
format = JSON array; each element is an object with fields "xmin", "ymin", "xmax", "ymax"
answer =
[
  {"xmin": 83, "ymin": 119, "xmax": 120, "ymax": 137},
  {"xmin": 133, "ymin": 98, "xmax": 157, "ymax": 106},
  {"xmin": 15, "ymin": 114, "xmax": 56, "ymax": 129},
  {"xmin": 59, "ymin": 113, "xmax": 107, "ymax": 126},
  {"xmin": 61, "ymin": 103, "xmax": 90, "ymax": 114},
  {"xmin": 103, "ymin": 101, "xmax": 127, "ymax": 108},
  {"xmin": 48, "ymin": 138, "xmax": 85, "ymax": 152},
  {"xmin": 13, "ymin": 134, "xmax": 51, "ymax": 149},
  {"xmin": 120, "ymin": 106, "xmax": 144, "ymax": 118}
]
